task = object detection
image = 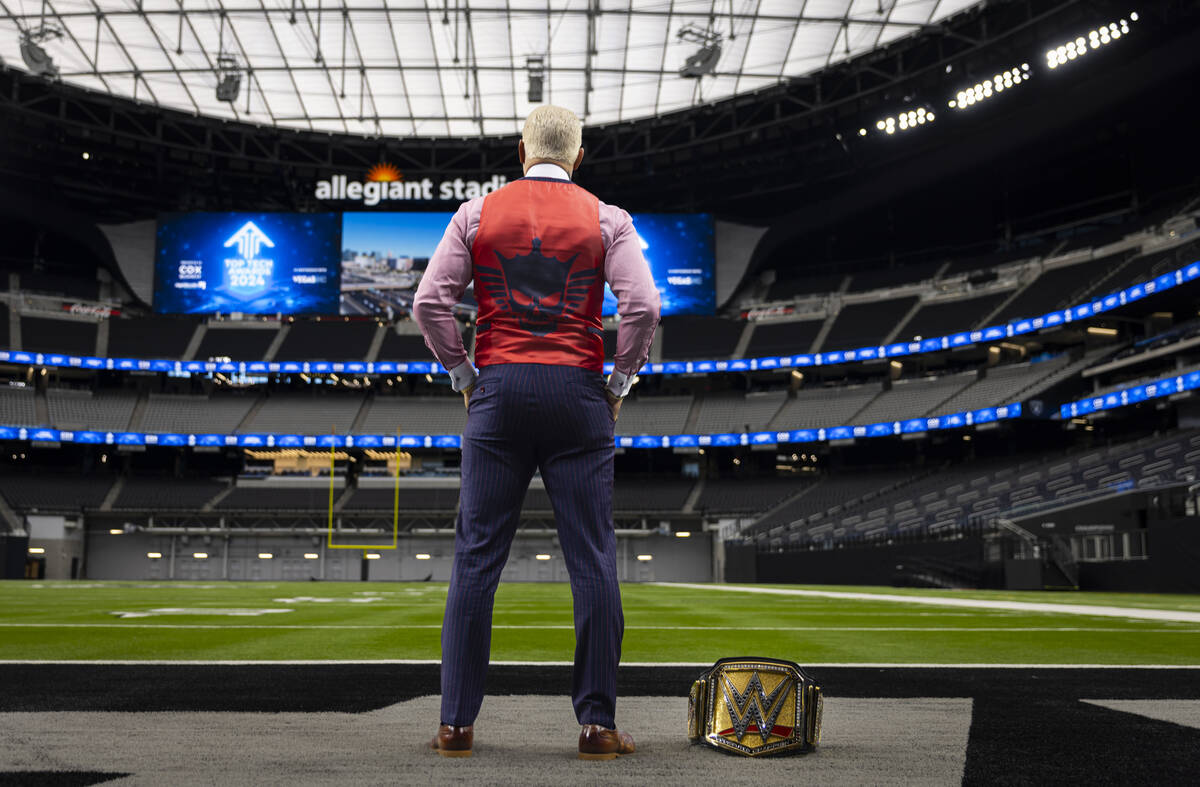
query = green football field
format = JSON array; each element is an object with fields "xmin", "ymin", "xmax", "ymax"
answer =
[{"xmin": 1, "ymin": 580, "xmax": 1198, "ymax": 665}]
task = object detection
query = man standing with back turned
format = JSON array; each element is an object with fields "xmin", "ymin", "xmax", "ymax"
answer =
[{"xmin": 413, "ymin": 105, "xmax": 660, "ymax": 760}]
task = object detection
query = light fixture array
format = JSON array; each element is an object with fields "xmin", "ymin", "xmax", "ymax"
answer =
[
  {"xmin": 860, "ymin": 11, "xmax": 1141, "ymax": 136},
  {"xmin": 1046, "ymin": 13, "xmax": 1137, "ymax": 69},
  {"xmin": 949, "ymin": 64, "xmax": 1031, "ymax": 109},
  {"xmin": 869, "ymin": 106, "xmax": 935, "ymax": 136}
]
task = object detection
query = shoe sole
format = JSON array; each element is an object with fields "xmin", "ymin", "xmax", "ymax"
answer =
[
  {"xmin": 436, "ymin": 749, "xmax": 472, "ymax": 758},
  {"xmin": 577, "ymin": 752, "xmax": 620, "ymax": 760}
]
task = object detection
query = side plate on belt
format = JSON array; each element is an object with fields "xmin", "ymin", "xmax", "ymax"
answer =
[{"xmin": 688, "ymin": 656, "xmax": 822, "ymax": 757}]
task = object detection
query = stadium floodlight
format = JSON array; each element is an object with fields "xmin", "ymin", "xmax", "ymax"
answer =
[
  {"xmin": 675, "ymin": 531, "xmax": 691, "ymax": 538},
  {"xmin": 870, "ymin": 106, "xmax": 935, "ymax": 136},
  {"xmin": 109, "ymin": 529, "xmax": 123, "ymax": 535},
  {"xmin": 147, "ymin": 552, "xmax": 163, "ymax": 559},
  {"xmin": 1045, "ymin": 15, "xmax": 1136, "ymax": 70},
  {"xmin": 948, "ymin": 64, "xmax": 1031, "ymax": 109},
  {"xmin": 303, "ymin": 553, "xmax": 319, "ymax": 560},
  {"xmin": 677, "ymin": 23, "xmax": 723, "ymax": 78},
  {"xmin": 215, "ymin": 53, "xmax": 241, "ymax": 103},
  {"xmin": 193, "ymin": 552, "xmax": 209, "ymax": 559},
  {"xmin": 526, "ymin": 56, "xmax": 545, "ymax": 103},
  {"xmin": 636, "ymin": 554, "xmax": 653, "ymax": 562},
  {"xmin": 19, "ymin": 25, "xmax": 62, "ymax": 79},
  {"xmin": 216, "ymin": 72, "xmax": 241, "ymax": 103},
  {"xmin": 365, "ymin": 553, "xmax": 381, "ymax": 560},
  {"xmin": 535, "ymin": 554, "xmax": 552, "ymax": 561},
  {"xmin": 28, "ymin": 547, "xmax": 45, "ymax": 554},
  {"xmin": 258, "ymin": 553, "xmax": 274, "ymax": 559},
  {"xmin": 415, "ymin": 553, "xmax": 432, "ymax": 560}
]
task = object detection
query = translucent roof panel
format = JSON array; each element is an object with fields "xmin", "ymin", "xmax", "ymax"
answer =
[{"xmin": 0, "ymin": 0, "xmax": 983, "ymax": 137}]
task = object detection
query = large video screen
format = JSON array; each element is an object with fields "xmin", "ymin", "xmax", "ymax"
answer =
[
  {"xmin": 339, "ymin": 211, "xmax": 715, "ymax": 317},
  {"xmin": 604, "ymin": 213, "xmax": 715, "ymax": 316},
  {"xmin": 154, "ymin": 213, "xmax": 341, "ymax": 314},
  {"xmin": 339, "ymin": 212, "xmax": 447, "ymax": 318}
]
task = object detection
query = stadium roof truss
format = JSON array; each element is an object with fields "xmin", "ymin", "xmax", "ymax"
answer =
[{"xmin": 0, "ymin": 0, "xmax": 983, "ymax": 138}]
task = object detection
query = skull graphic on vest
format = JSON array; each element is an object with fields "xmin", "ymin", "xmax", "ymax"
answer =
[{"xmin": 477, "ymin": 237, "xmax": 599, "ymax": 336}]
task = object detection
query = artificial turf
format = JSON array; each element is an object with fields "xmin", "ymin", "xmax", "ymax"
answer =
[{"xmin": 0, "ymin": 580, "xmax": 1197, "ymax": 664}]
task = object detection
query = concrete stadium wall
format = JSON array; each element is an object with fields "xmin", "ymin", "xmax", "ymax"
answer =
[
  {"xmin": 0, "ymin": 534, "xmax": 30, "ymax": 579},
  {"xmin": 1078, "ymin": 519, "xmax": 1200, "ymax": 593},
  {"xmin": 729, "ymin": 519, "xmax": 1200, "ymax": 592},
  {"xmin": 714, "ymin": 220, "xmax": 767, "ymax": 307},
  {"xmin": 98, "ymin": 220, "xmax": 156, "ymax": 304},
  {"xmin": 753, "ymin": 538, "xmax": 984, "ymax": 586},
  {"xmin": 83, "ymin": 529, "xmax": 713, "ymax": 583},
  {"xmin": 26, "ymin": 515, "xmax": 86, "ymax": 580}
]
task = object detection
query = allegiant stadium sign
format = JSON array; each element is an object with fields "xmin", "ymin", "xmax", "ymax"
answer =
[{"xmin": 315, "ymin": 162, "xmax": 509, "ymax": 206}]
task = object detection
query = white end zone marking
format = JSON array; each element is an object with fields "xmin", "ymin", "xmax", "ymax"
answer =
[
  {"xmin": 1082, "ymin": 700, "xmax": 1200, "ymax": 729},
  {"xmin": 0, "ymin": 660, "xmax": 1199, "ymax": 668},
  {"xmin": 1, "ymin": 623, "xmax": 1195, "ymax": 632},
  {"xmin": 657, "ymin": 583, "xmax": 1200, "ymax": 624},
  {"xmin": 271, "ymin": 597, "xmax": 384, "ymax": 604},
  {"xmin": 108, "ymin": 608, "xmax": 294, "ymax": 619}
]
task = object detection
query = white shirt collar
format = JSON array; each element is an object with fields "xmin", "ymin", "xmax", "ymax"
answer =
[{"xmin": 525, "ymin": 162, "xmax": 572, "ymax": 181}]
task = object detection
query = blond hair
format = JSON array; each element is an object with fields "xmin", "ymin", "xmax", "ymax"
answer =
[{"xmin": 522, "ymin": 105, "xmax": 583, "ymax": 166}]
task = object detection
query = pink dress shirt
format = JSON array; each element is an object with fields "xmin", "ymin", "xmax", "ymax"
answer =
[{"xmin": 412, "ymin": 163, "xmax": 660, "ymax": 396}]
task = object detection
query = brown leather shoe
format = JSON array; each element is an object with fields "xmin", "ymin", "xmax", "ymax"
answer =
[
  {"xmin": 578, "ymin": 724, "xmax": 635, "ymax": 760},
  {"xmin": 430, "ymin": 724, "xmax": 473, "ymax": 758}
]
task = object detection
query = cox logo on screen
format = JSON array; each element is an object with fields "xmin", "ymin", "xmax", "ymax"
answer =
[
  {"xmin": 222, "ymin": 221, "xmax": 275, "ymax": 297},
  {"xmin": 173, "ymin": 261, "xmax": 205, "ymax": 291}
]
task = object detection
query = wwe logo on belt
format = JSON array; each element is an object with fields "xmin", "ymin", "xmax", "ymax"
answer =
[{"xmin": 720, "ymin": 671, "xmax": 791, "ymax": 745}]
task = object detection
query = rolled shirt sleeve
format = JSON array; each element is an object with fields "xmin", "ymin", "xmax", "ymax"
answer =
[
  {"xmin": 412, "ymin": 200, "xmax": 481, "ymax": 392},
  {"xmin": 600, "ymin": 204, "xmax": 661, "ymax": 397}
]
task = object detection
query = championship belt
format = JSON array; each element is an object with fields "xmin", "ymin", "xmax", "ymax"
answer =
[{"xmin": 687, "ymin": 657, "xmax": 822, "ymax": 757}]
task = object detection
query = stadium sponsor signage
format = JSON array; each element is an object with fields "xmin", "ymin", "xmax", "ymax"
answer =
[
  {"xmin": 1061, "ymin": 369, "xmax": 1200, "ymax": 419},
  {"xmin": 154, "ymin": 213, "xmax": 341, "ymax": 315},
  {"xmin": 9, "ymin": 263, "xmax": 1199, "ymax": 380},
  {"xmin": 222, "ymin": 221, "xmax": 277, "ymax": 296},
  {"xmin": 61, "ymin": 302, "xmax": 120, "ymax": 318},
  {"xmin": 741, "ymin": 305, "xmax": 794, "ymax": 321},
  {"xmin": 315, "ymin": 162, "xmax": 509, "ymax": 206},
  {"xmin": 0, "ymin": 402, "xmax": 1024, "ymax": 450}
]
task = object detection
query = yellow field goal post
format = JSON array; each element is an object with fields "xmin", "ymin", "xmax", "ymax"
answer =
[{"xmin": 327, "ymin": 429, "xmax": 401, "ymax": 551}]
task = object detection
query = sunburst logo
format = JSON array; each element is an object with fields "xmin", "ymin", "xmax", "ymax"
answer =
[{"xmin": 366, "ymin": 162, "xmax": 402, "ymax": 182}]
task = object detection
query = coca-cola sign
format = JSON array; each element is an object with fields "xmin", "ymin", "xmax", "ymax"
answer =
[
  {"xmin": 741, "ymin": 305, "xmax": 794, "ymax": 321},
  {"xmin": 61, "ymin": 303, "xmax": 120, "ymax": 319}
]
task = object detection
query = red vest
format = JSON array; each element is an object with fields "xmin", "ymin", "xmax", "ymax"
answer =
[{"xmin": 471, "ymin": 178, "xmax": 606, "ymax": 371}]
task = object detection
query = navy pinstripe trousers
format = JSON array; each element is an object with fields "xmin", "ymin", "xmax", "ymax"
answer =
[{"xmin": 440, "ymin": 363, "xmax": 623, "ymax": 728}]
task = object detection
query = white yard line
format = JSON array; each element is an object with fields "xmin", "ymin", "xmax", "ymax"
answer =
[
  {"xmin": 0, "ymin": 659, "xmax": 1198, "ymax": 668},
  {"xmin": 0, "ymin": 622, "xmax": 1195, "ymax": 632},
  {"xmin": 657, "ymin": 583, "xmax": 1200, "ymax": 624}
]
